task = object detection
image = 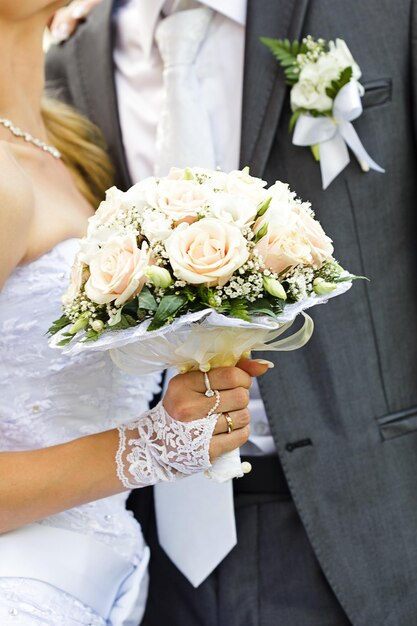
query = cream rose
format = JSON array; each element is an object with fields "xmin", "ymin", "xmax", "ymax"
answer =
[
  {"xmin": 85, "ymin": 234, "xmax": 150, "ymax": 306},
  {"xmin": 294, "ymin": 206, "xmax": 334, "ymax": 266},
  {"xmin": 165, "ymin": 218, "xmax": 249, "ymax": 286},
  {"xmin": 255, "ymin": 205, "xmax": 333, "ymax": 274},
  {"xmin": 225, "ymin": 170, "xmax": 269, "ymax": 205},
  {"xmin": 155, "ymin": 179, "xmax": 213, "ymax": 224},
  {"xmin": 256, "ymin": 225, "xmax": 313, "ymax": 274}
]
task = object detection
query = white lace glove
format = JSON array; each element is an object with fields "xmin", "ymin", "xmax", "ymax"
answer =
[{"xmin": 115, "ymin": 401, "xmax": 218, "ymax": 489}]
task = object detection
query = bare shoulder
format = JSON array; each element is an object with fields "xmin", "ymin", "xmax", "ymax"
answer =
[{"xmin": 0, "ymin": 144, "xmax": 35, "ymax": 288}]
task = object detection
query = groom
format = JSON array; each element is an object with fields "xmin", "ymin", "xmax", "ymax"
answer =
[{"xmin": 47, "ymin": 1, "xmax": 417, "ymax": 624}]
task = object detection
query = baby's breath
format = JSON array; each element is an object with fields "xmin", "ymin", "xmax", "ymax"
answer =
[
  {"xmin": 296, "ymin": 35, "xmax": 326, "ymax": 68},
  {"xmin": 283, "ymin": 264, "xmax": 316, "ymax": 301}
]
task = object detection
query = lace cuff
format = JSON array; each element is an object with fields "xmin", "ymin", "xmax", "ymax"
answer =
[{"xmin": 115, "ymin": 401, "xmax": 217, "ymax": 489}]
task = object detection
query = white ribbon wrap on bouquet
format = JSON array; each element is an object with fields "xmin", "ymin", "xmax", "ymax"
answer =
[
  {"xmin": 52, "ymin": 282, "xmax": 351, "ymax": 482},
  {"xmin": 293, "ymin": 81, "xmax": 385, "ymax": 189}
]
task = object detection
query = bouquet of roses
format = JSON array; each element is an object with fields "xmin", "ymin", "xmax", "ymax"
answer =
[
  {"xmin": 50, "ymin": 166, "xmax": 357, "ymax": 481},
  {"xmin": 260, "ymin": 35, "xmax": 384, "ymax": 188}
]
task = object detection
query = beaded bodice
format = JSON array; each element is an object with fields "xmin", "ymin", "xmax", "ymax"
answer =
[{"xmin": 0, "ymin": 238, "xmax": 161, "ymax": 561}]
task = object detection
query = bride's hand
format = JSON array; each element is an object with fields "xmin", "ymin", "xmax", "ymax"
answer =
[
  {"xmin": 49, "ymin": 0, "xmax": 103, "ymax": 43},
  {"xmin": 163, "ymin": 361, "xmax": 270, "ymax": 462}
]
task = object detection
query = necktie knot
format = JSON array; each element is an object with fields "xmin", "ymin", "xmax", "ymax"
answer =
[{"xmin": 155, "ymin": 7, "xmax": 213, "ymax": 68}]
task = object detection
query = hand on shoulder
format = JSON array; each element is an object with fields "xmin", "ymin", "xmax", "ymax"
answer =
[
  {"xmin": 49, "ymin": 0, "xmax": 103, "ymax": 43},
  {"xmin": 0, "ymin": 144, "xmax": 34, "ymax": 289}
]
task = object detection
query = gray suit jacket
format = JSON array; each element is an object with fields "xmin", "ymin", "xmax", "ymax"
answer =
[{"xmin": 46, "ymin": 1, "xmax": 417, "ymax": 623}]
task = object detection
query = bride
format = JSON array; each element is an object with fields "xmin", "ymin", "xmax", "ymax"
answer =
[{"xmin": 0, "ymin": 2, "xmax": 268, "ymax": 624}]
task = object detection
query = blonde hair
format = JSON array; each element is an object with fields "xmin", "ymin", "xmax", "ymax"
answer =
[{"xmin": 41, "ymin": 97, "xmax": 114, "ymax": 208}]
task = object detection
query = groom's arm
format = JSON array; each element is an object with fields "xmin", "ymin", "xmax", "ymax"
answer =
[
  {"xmin": 45, "ymin": 43, "xmax": 75, "ymax": 107},
  {"xmin": 411, "ymin": 0, "xmax": 417, "ymax": 138}
]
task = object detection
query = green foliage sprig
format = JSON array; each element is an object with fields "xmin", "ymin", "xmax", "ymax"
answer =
[{"xmin": 259, "ymin": 37, "xmax": 307, "ymax": 85}]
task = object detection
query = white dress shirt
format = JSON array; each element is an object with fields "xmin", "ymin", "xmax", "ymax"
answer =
[{"xmin": 113, "ymin": 0, "xmax": 276, "ymax": 455}]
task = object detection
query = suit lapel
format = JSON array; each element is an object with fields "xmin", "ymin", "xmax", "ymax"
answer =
[
  {"xmin": 74, "ymin": 0, "xmax": 132, "ymax": 190},
  {"xmin": 240, "ymin": 0, "xmax": 310, "ymax": 176}
]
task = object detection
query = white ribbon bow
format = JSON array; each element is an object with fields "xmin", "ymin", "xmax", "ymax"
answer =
[{"xmin": 293, "ymin": 81, "xmax": 385, "ymax": 189}]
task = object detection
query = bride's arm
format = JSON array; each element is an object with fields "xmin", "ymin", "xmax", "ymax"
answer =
[{"xmin": 0, "ymin": 363, "xmax": 266, "ymax": 534}]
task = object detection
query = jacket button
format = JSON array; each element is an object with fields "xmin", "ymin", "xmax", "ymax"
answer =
[{"xmin": 285, "ymin": 443, "xmax": 295, "ymax": 452}]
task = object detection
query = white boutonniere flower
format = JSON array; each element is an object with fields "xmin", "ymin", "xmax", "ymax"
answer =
[{"xmin": 261, "ymin": 35, "xmax": 385, "ymax": 189}]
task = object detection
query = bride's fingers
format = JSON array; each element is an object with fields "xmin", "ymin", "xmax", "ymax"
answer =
[
  {"xmin": 170, "ymin": 367, "xmax": 252, "ymax": 394},
  {"xmin": 49, "ymin": 0, "xmax": 102, "ymax": 42},
  {"xmin": 213, "ymin": 409, "xmax": 250, "ymax": 435},
  {"xmin": 236, "ymin": 357, "xmax": 273, "ymax": 377},
  {"xmin": 209, "ymin": 426, "xmax": 250, "ymax": 463},
  {"xmin": 164, "ymin": 387, "xmax": 250, "ymax": 422}
]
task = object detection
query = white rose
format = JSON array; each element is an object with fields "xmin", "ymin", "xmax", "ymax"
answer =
[
  {"xmin": 291, "ymin": 40, "xmax": 364, "ymax": 113},
  {"xmin": 167, "ymin": 167, "xmax": 229, "ymax": 191},
  {"xmin": 225, "ymin": 170, "xmax": 269, "ymax": 205},
  {"xmin": 140, "ymin": 208, "xmax": 173, "ymax": 243},
  {"xmin": 155, "ymin": 179, "xmax": 213, "ymax": 224},
  {"xmin": 208, "ymin": 193, "xmax": 258, "ymax": 228},
  {"xmin": 328, "ymin": 39, "xmax": 362, "ymax": 83},
  {"xmin": 78, "ymin": 224, "xmax": 127, "ymax": 264},
  {"xmin": 195, "ymin": 168, "xmax": 229, "ymax": 191},
  {"xmin": 87, "ymin": 186, "xmax": 127, "ymax": 235},
  {"xmin": 85, "ymin": 234, "xmax": 150, "ymax": 306},
  {"xmin": 165, "ymin": 218, "xmax": 249, "ymax": 286},
  {"xmin": 62, "ymin": 254, "xmax": 85, "ymax": 308},
  {"xmin": 124, "ymin": 177, "xmax": 159, "ymax": 209},
  {"xmin": 291, "ymin": 67, "xmax": 334, "ymax": 113},
  {"xmin": 264, "ymin": 182, "xmax": 301, "ymax": 226}
]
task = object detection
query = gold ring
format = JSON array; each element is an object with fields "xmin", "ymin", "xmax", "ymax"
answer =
[{"xmin": 224, "ymin": 412, "xmax": 233, "ymax": 434}]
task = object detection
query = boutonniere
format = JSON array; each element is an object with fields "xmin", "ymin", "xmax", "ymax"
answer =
[{"xmin": 260, "ymin": 36, "xmax": 385, "ymax": 189}]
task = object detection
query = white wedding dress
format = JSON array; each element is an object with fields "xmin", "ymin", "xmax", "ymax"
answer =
[{"xmin": 0, "ymin": 238, "xmax": 162, "ymax": 625}]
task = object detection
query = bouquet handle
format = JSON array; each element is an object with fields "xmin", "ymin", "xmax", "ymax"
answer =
[{"xmin": 205, "ymin": 447, "xmax": 244, "ymax": 482}]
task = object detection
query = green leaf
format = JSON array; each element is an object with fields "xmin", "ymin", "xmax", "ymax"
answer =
[
  {"xmin": 182, "ymin": 285, "xmax": 197, "ymax": 302},
  {"xmin": 83, "ymin": 329, "xmax": 101, "ymax": 342},
  {"xmin": 333, "ymin": 274, "xmax": 369, "ymax": 283},
  {"xmin": 122, "ymin": 298, "xmax": 140, "ymax": 317},
  {"xmin": 254, "ymin": 222, "xmax": 268, "ymax": 243},
  {"xmin": 137, "ymin": 286, "xmax": 158, "ymax": 312},
  {"xmin": 278, "ymin": 265, "xmax": 292, "ymax": 277},
  {"xmin": 228, "ymin": 299, "xmax": 251, "ymax": 322},
  {"xmin": 310, "ymin": 143, "xmax": 320, "ymax": 161},
  {"xmin": 109, "ymin": 314, "xmax": 137, "ymax": 331},
  {"xmin": 288, "ymin": 109, "xmax": 302, "ymax": 133},
  {"xmin": 196, "ymin": 285, "xmax": 221, "ymax": 308},
  {"xmin": 48, "ymin": 314, "xmax": 71, "ymax": 336},
  {"xmin": 259, "ymin": 37, "xmax": 301, "ymax": 86},
  {"xmin": 108, "ymin": 308, "xmax": 122, "ymax": 327},
  {"xmin": 147, "ymin": 294, "xmax": 187, "ymax": 331},
  {"xmin": 255, "ymin": 196, "xmax": 272, "ymax": 219},
  {"xmin": 249, "ymin": 296, "xmax": 285, "ymax": 318},
  {"xmin": 56, "ymin": 336, "xmax": 74, "ymax": 347},
  {"xmin": 184, "ymin": 168, "xmax": 194, "ymax": 180},
  {"xmin": 325, "ymin": 66, "xmax": 353, "ymax": 100}
]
